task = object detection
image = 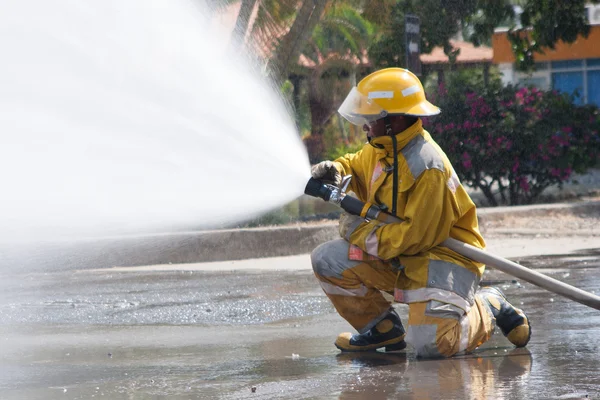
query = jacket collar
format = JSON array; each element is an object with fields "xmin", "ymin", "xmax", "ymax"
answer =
[{"xmin": 369, "ymin": 119, "xmax": 423, "ymax": 155}]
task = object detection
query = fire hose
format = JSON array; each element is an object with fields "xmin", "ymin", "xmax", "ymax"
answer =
[{"xmin": 305, "ymin": 176, "xmax": 600, "ymax": 311}]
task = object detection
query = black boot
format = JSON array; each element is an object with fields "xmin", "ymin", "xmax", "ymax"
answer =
[
  {"xmin": 335, "ymin": 308, "xmax": 406, "ymax": 352},
  {"xmin": 479, "ymin": 286, "xmax": 531, "ymax": 347}
]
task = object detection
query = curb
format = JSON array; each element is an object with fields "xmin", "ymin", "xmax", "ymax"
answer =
[
  {"xmin": 3, "ymin": 199, "xmax": 599, "ymax": 272},
  {"xmin": 476, "ymin": 198, "xmax": 600, "ymax": 221}
]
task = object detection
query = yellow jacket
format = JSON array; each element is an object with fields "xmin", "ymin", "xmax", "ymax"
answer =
[{"xmin": 334, "ymin": 120, "xmax": 486, "ymax": 309}]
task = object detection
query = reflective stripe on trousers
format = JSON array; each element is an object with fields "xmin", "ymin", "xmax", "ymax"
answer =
[
  {"xmin": 406, "ymin": 297, "xmax": 494, "ymax": 358},
  {"xmin": 311, "ymin": 239, "xmax": 494, "ymax": 357},
  {"xmin": 311, "ymin": 239, "xmax": 398, "ymax": 333}
]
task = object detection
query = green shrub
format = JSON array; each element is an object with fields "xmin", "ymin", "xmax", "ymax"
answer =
[{"xmin": 324, "ymin": 137, "xmax": 366, "ymax": 161}]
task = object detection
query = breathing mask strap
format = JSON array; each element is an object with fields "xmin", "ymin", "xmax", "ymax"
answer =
[{"xmin": 383, "ymin": 116, "xmax": 399, "ymax": 216}]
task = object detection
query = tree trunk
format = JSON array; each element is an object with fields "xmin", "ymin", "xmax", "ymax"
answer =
[
  {"xmin": 479, "ymin": 183, "xmax": 498, "ymax": 207},
  {"xmin": 308, "ymin": 91, "xmax": 333, "ymax": 136},
  {"xmin": 304, "ymin": 76, "xmax": 336, "ymax": 163},
  {"xmin": 229, "ymin": 0, "xmax": 259, "ymax": 52},
  {"xmin": 269, "ymin": 0, "xmax": 329, "ymax": 84}
]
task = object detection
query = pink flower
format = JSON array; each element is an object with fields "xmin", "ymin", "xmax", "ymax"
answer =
[
  {"xmin": 461, "ymin": 152, "xmax": 472, "ymax": 169},
  {"xmin": 519, "ymin": 177, "xmax": 530, "ymax": 192},
  {"xmin": 511, "ymin": 160, "xmax": 520, "ymax": 173},
  {"xmin": 438, "ymin": 83, "xmax": 447, "ymax": 96},
  {"xmin": 560, "ymin": 126, "xmax": 573, "ymax": 134},
  {"xmin": 517, "ymin": 88, "xmax": 529, "ymax": 96},
  {"xmin": 479, "ymin": 104, "xmax": 492, "ymax": 115}
]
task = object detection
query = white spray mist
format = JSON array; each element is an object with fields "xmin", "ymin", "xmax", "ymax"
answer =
[{"xmin": 0, "ymin": 0, "xmax": 311, "ymax": 241}]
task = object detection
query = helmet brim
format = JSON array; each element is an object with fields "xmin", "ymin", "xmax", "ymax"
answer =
[
  {"xmin": 338, "ymin": 86, "xmax": 440, "ymax": 126},
  {"xmin": 402, "ymin": 100, "xmax": 441, "ymax": 117}
]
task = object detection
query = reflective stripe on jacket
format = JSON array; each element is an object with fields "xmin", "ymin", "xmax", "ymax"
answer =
[{"xmin": 333, "ymin": 119, "xmax": 486, "ymax": 307}]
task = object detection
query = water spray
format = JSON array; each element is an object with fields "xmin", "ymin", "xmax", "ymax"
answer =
[
  {"xmin": 305, "ymin": 176, "xmax": 600, "ymax": 311},
  {"xmin": 0, "ymin": 0, "xmax": 310, "ymax": 242}
]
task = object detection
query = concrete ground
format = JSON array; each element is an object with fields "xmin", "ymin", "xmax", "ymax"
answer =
[
  {"xmin": 1, "ymin": 197, "xmax": 599, "ymax": 399},
  {"xmin": 1, "ymin": 249, "xmax": 599, "ymax": 399}
]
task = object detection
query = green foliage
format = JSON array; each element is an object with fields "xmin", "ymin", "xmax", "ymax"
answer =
[
  {"xmin": 280, "ymin": 79, "xmax": 312, "ymax": 136},
  {"xmin": 280, "ymin": 79, "xmax": 294, "ymax": 105},
  {"xmin": 310, "ymin": 3, "xmax": 374, "ymax": 56},
  {"xmin": 426, "ymin": 77, "xmax": 600, "ymax": 205},
  {"xmin": 324, "ymin": 137, "xmax": 365, "ymax": 161},
  {"xmin": 304, "ymin": 113, "xmax": 365, "ymax": 163},
  {"xmin": 238, "ymin": 201, "xmax": 298, "ymax": 227},
  {"xmin": 236, "ymin": 194, "xmax": 342, "ymax": 227},
  {"xmin": 293, "ymin": 80, "xmax": 313, "ymax": 136},
  {"xmin": 467, "ymin": 1, "xmax": 515, "ymax": 47},
  {"xmin": 270, "ymin": 0, "xmax": 599, "ymax": 173},
  {"xmin": 362, "ymin": 0, "xmax": 597, "ymax": 72},
  {"xmin": 366, "ymin": 1, "xmax": 408, "ymax": 68},
  {"xmin": 366, "ymin": 0, "xmax": 481, "ymax": 69},
  {"xmin": 298, "ymin": 3, "xmax": 374, "ymax": 162},
  {"xmin": 425, "ymin": 67, "xmax": 503, "ymax": 99},
  {"xmin": 505, "ymin": 0, "xmax": 596, "ymax": 71}
]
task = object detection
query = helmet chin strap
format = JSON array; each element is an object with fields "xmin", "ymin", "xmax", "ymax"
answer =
[
  {"xmin": 366, "ymin": 115, "xmax": 399, "ymax": 215},
  {"xmin": 383, "ymin": 116, "xmax": 393, "ymax": 136}
]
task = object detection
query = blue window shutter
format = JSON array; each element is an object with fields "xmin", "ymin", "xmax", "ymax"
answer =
[
  {"xmin": 552, "ymin": 72, "xmax": 584, "ymax": 105},
  {"xmin": 587, "ymin": 70, "xmax": 600, "ymax": 106}
]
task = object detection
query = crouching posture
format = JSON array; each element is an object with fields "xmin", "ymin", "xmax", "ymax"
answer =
[{"xmin": 311, "ymin": 68, "xmax": 530, "ymax": 358}]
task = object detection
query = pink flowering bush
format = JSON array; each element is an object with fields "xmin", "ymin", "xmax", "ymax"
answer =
[{"xmin": 426, "ymin": 82, "xmax": 600, "ymax": 206}]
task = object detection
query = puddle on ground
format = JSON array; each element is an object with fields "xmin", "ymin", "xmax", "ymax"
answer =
[{"xmin": 0, "ymin": 248, "xmax": 599, "ymax": 399}]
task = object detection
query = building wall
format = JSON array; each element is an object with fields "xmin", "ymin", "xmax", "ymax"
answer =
[
  {"xmin": 497, "ymin": 63, "xmax": 515, "ymax": 87},
  {"xmin": 492, "ymin": 23, "xmax": 600, "ymax": 106},
  {"xmin": 492, "ymin": 26, "xmax": 600, "ymax": 64}
]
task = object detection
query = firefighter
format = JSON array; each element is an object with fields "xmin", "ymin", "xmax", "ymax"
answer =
[{"xmin": 310, "ymin": 68, "xmax": 530, "ymax": 357}]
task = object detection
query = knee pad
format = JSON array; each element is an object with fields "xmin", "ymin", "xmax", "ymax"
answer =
[{"xmin": 311, "ymin": 240, "xmax": 358, "ymax": 279}]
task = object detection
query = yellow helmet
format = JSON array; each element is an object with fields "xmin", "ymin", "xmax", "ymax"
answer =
[{"xmin": 338, "ymin": 68, "xmax": 440, "ymax": 126}]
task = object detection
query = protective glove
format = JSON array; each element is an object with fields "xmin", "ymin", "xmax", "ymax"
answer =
[
  {"xmin": 338, "ymin": 212, "xmax": 364, "ymax": 240},
  {"xmin": 311, "ymin": 160, "xmax": 342, "ymax": 186}
]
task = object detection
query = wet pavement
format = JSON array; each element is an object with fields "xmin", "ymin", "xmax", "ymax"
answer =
[{"xmin": 1, "ymin": 249, "xmax": 600, "ymax": 399}]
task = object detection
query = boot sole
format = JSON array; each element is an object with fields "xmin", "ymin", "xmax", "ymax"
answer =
[
  {"xmin": 385, "ymin": 340, "xmax": 408, "ymax": 352},
  {"xmin": 335, "ymin": 337, "xmax": 407, "ymax": 352}
]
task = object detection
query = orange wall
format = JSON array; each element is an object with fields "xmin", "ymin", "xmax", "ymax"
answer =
[{"xmin": 493, "ymin": 26, "xmax": 600, "ymax": 63}]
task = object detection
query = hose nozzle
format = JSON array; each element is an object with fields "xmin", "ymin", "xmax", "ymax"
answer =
[
  {"xmin": 304, "ymin": 177, "xmax": 335, "ymax": 202},
  {"xmin": 304, "ymin": 175, "xmax": 383, "ymax": 221},
  {"xmin": 304, "ymin": 175, "xmax": 352, "ymax": 205}
]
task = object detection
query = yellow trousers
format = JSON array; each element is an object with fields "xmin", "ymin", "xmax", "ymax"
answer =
[{"xmin": 311, "ymin": 239, "xmax": 495, "ymax": 358}]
